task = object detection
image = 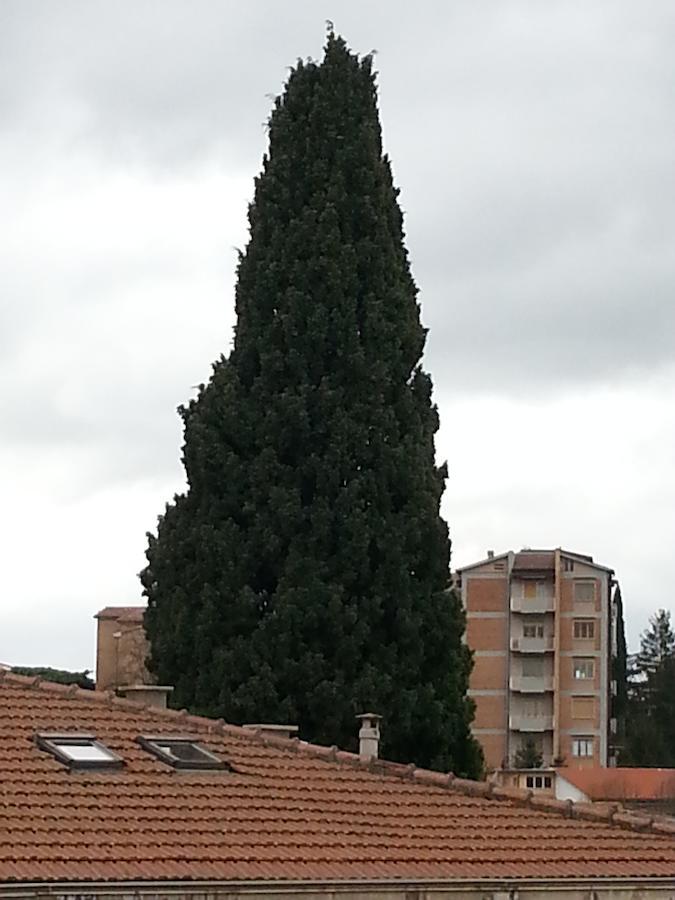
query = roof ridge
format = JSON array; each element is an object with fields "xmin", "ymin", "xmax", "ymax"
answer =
[
  {"xmin": 2, "ymin": 669, "xmax": 673, "ymax": 840},
  {"xmin": 0, "ymin": 669, "xmax": 262, "ymax": 742}
]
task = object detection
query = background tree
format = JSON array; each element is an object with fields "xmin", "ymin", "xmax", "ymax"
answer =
[
  {"xmin": 623, "ymin": 608, "xmax": 675, "ymax": 765},
  {"xmin": 513, "ymin": 737, "xmax": 543, "ymax": 769},
  {"xmin": 636, "ymin": 609, "xmax": 675, "ymax": 677},
  {"xmin": 141, "ymin": 33, "xmax": 482, "ymax": 777},
  {"xmin": 610, "ymin": 584, "xmax": 628, "ymax": 762}
]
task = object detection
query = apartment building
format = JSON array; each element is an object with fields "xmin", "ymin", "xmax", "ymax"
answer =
[{"xmin": 456, "ymin": 548, "xmax": 620, "ymax": 771}]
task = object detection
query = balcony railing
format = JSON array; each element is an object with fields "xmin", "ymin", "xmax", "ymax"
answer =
[
  {"xmin": 510, "ymin": 636, "xmax": 554, "ymax": 653},
  {"xmin": 510, "ymin": 595, "xmax": 555, "ymax": 614},
  {"xmin": 509, "ymin": 714, "xmax": 554, "ymax": 732},
  {"xmin": 509, "ymin": 675, "xmax": 554, "ymax": 693}
]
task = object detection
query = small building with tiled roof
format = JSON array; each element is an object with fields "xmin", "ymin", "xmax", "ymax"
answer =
[
  {"xmin": 1, "ymin": 670, "xmax": 675, "ymax": 895},
  {"xmin": 557, "ymin": 767, "xmax": 675, "ymax": 817}
]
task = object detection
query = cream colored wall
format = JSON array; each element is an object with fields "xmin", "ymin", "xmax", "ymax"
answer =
[{"xmin": 96, "ymin": 616, "xmax": 151, "ymax": 691}]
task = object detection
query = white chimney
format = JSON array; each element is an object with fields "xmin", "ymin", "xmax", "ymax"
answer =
[{"xmin": 356, "ymin": 713, "xmax": 382, "ymax": 762}]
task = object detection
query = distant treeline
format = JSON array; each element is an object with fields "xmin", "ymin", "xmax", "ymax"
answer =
[{"xmin": 9, "ymin": 666, "xmax": 95, "ymax": 690}]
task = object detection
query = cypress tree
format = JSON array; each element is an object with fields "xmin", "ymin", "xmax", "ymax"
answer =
[{"xmin": 141, "ymin": 32, "xmax": 482, "ymax": 776}]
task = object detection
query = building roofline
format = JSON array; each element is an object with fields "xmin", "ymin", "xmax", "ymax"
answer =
[
  {"xmin": 3, "ymin": 876, "xmax": 675, "ymax": 895},
  {"xmin": 2, "ymin": 668, "xmax": 673, "ymax": 842},
  {"xmin": 559, "ymin": 549, "xmax": 614, "ymax": 574},
  {"xmin": 455, "ymin": 552, "xmax": 510, "ymax": 572},
  {"xmin": 94, "ymin": 605, "xmax": 145, "ymax": 621},
  {"xmin": 456, "ymin": 549, "xmax": 614, "ymax": 575}
]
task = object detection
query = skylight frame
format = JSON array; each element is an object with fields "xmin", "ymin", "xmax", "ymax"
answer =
[
  {"xmin": 36, "ymin": 732, "xmax": 125, "ymax": 770},
  {"xmin": 137, "ymin": 734, "xmax": 228, "ymax": 770}
]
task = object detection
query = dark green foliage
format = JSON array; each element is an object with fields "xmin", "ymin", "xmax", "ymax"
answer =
[
  {"xmin": 636, "ymin": 609, "xmax": 675, "ymax": 676},
  {"xmin": 11, "ymin": 666, "xmax": 94, "ymax": 690},
  {"xmin": 610, "ymin": 584, "xmax": 628, "ymax": 761},
  {"xmin": 141, "ymin": 34, "xmax": 482, "ymax": 776},
  {"xmin": 513, "ymin": 737, "xmax": 543, "ymax": 769},
  {"xmin": 623, "ymin": 609, "xmax": 675, "ymax": 766}
]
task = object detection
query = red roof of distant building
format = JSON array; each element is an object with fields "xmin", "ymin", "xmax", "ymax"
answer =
[
  {"xmin": 1, "ymin": 672, "xmax": 675, "ymax": 884},
  {"xmin": 560, "ymin": 768, "xmax": 675, "ymax": 802},
  {"xmin": 95, "ymin": 606, "xmax": 145, "ymax": 623},
  {"xmin": 513, "ymin": 551, "xmax": 555, "ymax": 571}
]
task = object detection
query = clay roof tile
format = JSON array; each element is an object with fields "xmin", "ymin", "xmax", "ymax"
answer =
[{"xmin": 1, "ymin": 673, "xmax": 674, "ymax": 885}]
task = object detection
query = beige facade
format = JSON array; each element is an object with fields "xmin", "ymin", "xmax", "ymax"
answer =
[
  {"xmin": 95, "ymin": 606, "xmax": 150, "ymax": 691},
  {"xmin": 458, "ymin": 549, "xmax": 618, "ymax": 772}
]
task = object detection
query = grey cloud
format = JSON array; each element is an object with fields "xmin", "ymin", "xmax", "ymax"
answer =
[
  {"xmin": 2, "ymin": 0, "xmax": 675, "ymax": 669},
  {"xmin": 0, "ymin": 0, "xmax": 326, "ymax": 168}
]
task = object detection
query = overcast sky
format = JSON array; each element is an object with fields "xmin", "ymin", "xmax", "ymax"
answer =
[{"xmin": 2, "ymin": 1, "xmax": 674, "ymax": 672}]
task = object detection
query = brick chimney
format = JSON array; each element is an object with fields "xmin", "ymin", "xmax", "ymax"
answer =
[{"xmin": 356, "ymin": 713, "xmax": 381, "ymax": 762}]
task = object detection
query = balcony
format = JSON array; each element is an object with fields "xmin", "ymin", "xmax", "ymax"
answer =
[
  {"xmin": 510, "ymin": 595, "xmax": 555, "ymax": 614},
  {"xmin": 509, "ymin": 675, "xmax": 554, "ymax": 693},
  {"xmin": 509, "ymin": 714, "xmax": 554, "ymax": 732},
  {"xmin": 510, "ymin": 635, "xmax": 554, "ymax": 653}
]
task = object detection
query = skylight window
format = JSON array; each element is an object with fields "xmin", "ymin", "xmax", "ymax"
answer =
[
  {"xmin": 138, "ymin": 735, "xmax": 227, "ymax": 770},
  {"xmin": 36, "ymin": 733, "xmax": 124, "ymax": 770}
]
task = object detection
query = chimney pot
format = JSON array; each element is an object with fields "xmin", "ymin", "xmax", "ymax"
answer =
[
  {"xmin": 356, "ymin": 712, "xmax": 382, "ymax": 762},
  {"xmin": 487, "ymin": 550, "xmax": 494, "ymax": 559}
]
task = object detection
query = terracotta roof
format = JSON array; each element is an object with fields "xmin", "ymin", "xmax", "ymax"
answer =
[
  {"xmin": 561, "ymin": 768, "xmax": 675, "ymax": 802},
  {"xmin": 513, "ymin": 551, "xmax": 555, "ymax": 572},
  {"xmin": 95, "ymin": 606, "xmax": 145, "ymax": 623},
  {"xmin": 455, "ymin": 553, "xmax": 510, "ymax": 573},
  {"xmin": 1, "ymin": 672, "xmax": 675, "ymax": 885}
]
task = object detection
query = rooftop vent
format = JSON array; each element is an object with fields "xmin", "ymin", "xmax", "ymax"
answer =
[
  {"xmin": 116, "ymin": 684, "xmax": 173, "ymax": 709},
  {"xmin": 356, "ymin": 713, "xmax": 382, "ymax": 762},
  {"xmin": 243, "ymin": 723, "xmax": 299, "ymax": 741},
  {"xmin": 487, "ymin": 550, "xmax": 495, "ymax": 559}
]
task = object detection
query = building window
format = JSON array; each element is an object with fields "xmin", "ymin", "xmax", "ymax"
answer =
[
  {"xmin": 573, "ymin": 619, "xmax": 595, "ymax": 640},
  {"xmin": 36, "ymin": 733, "xmax": 124, "ymax": 770},
  {"xmin": 138, "ymin": 736, "xmax": 228, "ymax": 770},
  {"xmin": 522, "ymin": 656, "xmax": 544, "ymax": 677},
  {"xmin": 572, "ymin": 736, "xmax": 594, "ymax": 757},
  {"xmin": 573, "ymin": 658, "xmax": 595, "ymax": 679},
  {"xmin": 526, "ymin": 774, "xmax": 553, "ymax": 790},
  {"xmin": 563, "ymin": 558, "xmax": 574, "ymax": 572},
  {"xmin": 571, "ymin": 696, "xmax": 595, "ymax": 719},
  {"xmin": 524, "ymin": 696, "xmax": 548, "ymax": 717},
  {"xmin": 523, "ymin": 581, "xmax": 538, "ymax": 601},
  {"xmin": 574, "ymin": 581, "xmax": 595, "ymax": 603},
  {"xmin": 523, "ymin": 623, "xmax": 545, "ymax": 639}
]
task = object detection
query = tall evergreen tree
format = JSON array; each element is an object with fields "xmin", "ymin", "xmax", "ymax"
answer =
[
  {"xmin": 623, "ymin": 608, "xmax": 675, "ymax": 766},
  {"xmin": 141, "ymin": 33, "xmax": 481, "ymax": 776},
  {"xmin": 610, "ymin": 584, "xmax": 629, "ymax": 762},
  {"xmin": 636, "ymin": 609, "xmax": 675, "ymax": 677}
]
